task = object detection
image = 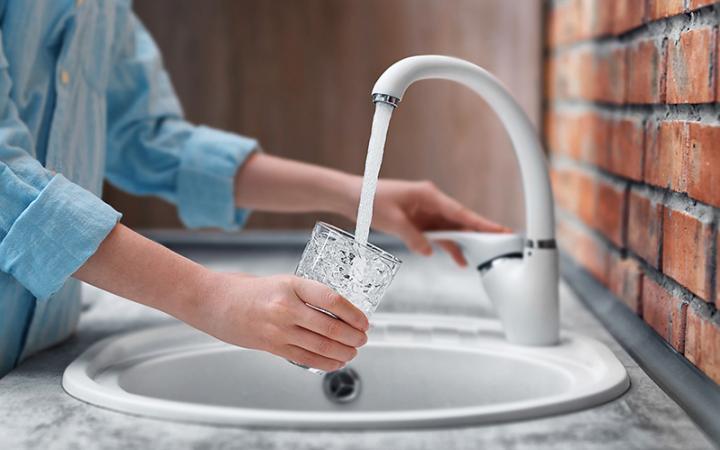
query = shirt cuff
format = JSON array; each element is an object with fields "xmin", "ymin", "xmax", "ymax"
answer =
[
  {"xmin": 0, "ymin": 174, "xmax": 122, "ymax": 300},
  {"xmin": 177, "ymin": 126, "xmax": 258, "ymax": 230}
]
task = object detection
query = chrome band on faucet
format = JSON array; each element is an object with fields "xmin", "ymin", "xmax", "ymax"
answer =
[
  {"xmin": 525, "ymin": 239, "xmax": 557, "ymax": 249},
  {"xmin": 371, "ymin": 93, "xmax": 400, "ymax": 108}
]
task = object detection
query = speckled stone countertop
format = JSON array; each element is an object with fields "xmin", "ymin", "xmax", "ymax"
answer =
[{"xmin": 0, "ymin": 244, "xmax": 714, "ymax": 449}]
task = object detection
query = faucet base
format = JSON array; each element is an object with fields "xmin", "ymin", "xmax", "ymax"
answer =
[{"xmin": 480, "ymin": 248, "xmax": 560, "ymax": 346}]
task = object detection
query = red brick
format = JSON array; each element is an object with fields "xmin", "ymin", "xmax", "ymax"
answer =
[
  {"xmin": 578, "ymin": 113, "xmax": 611, "ymax": 165},
  {"xmin": 545, "ymin": 111, "xmax": 559, "ymax": 153},
  {"xmin": 556, "ymin": 169, "xmax": 627, "ymax": 247},
  {"xmin": 627, "ymin": 38, "xmax": 667, "ymax": 103},
  {"xmin": 557, "ymin": 168, "xmax": 592, "ymax": 227},
  {"xmin": 662, "ymin": 206, "xmax": 714, "ymax": 299},
  {"xmin": 613, "ymin": 0, "xmax": 646, "ymax": 35},
  {"xmin": 571, "ymin": 49, "xmax": 598, "ymax": 100},
  {"xmin": 547, "ymin": 0, "xmax": 598, "ymax": 46},
  {"xmin": 643, "ymin": 120, "xmax": 720, "ymax": 206},
  {"xmin": 550, "ymin": 169, "xmax": 561, "ymax": 208},
  {"xmin": 565, "ymin": 0, "xmax": 617, "ymax": 41},
  {"xmin": 609, "ymin": 254, "xmax": 643, "ymax": 313},
  {"xmin": 545, "ymin": 56, "xmax": 560, "ymax": 98},
  {"xmin": 643, "ymin": 120, "xmax": 661, "ymax": 185},
  {"xmin": 627, "ymin": 189, "xmax": 663, "ymax": 268},
  {"xmin": 688, "ymin": 0, "xmax": 719, "ymax": 11},
  {"xmin": 595, "ymin": 180, "xmax": 627, "ymax": 247},
  {"xmin": 545, "ymin": 112, "xmax": 609, "ymax": 164},
  {"xmin": 685, "ymin": 301, "xmax": 720, "ymax": 384},
  {"xmin": 686, "ymin": 123, "xmax": 720, "ymax": 208},
  {"xmin": 552, "ymin": 168, "xmax": 582, "ymax": 218},
  {"xmin": 642, "ymin": 277, "xmax": 688, "ymax": 352},
  {"xmin": 544, "ymin": 59, "xmax": 556, "ymax": 99},
  {"xmin": 545, "ymin": 53, "xmax": 581, "ymax": 100},
  {"xmin": 647, "ymin": 0, "xmax": 686, "ymax": 20},
  {"xmin": 643, "ymin": 277, "xmax": 672, "ymax": 339},
  {"xmin": 592, "ymin": 47, "xmax": 627, "ymax": 103},
  {"xmin": 557, "ymin": 218, "xmax": 611, "ymax": 285},
  {"xmin": 546, "ymin": 50, "xmax": 590, "ymax": 100},
  {"xmin": 667, "ymin": 27, "xmax": 717, "ymax": 104},
  {"xmin": 546, "ymin": 2, "xmax": 572, "ymax": 47},
  {"xmin": 577, "ymin": 171, "xmax": 597, "ymax": 226},
  {"xmin": 569, "ymin": 0, "xmax": 593, "ymax": 42},
  {"xmin": 588, "ymin": 0, "xmax": 616, "ymax": 38},
  {"xmin": 607, "ymin": 116, "xmax": 645, "ymax": 180},
  {"xmin": 552, "ymin": 168, "xmax": 584, "ymax": 214},
  {"xmin": 643, "ymin": 120, "xmax": 689, "ymax": 191},
  {"xmin": 551, "ymin": 168, "xmax": 579, "ymax": 212},
  {"xmin": 717, "ymin": 25, "xmax": 720, "ymax": 101},
  {"xmin": 549, "ymin": 48, "xmax": 614, "ymax": 102},
  {"xmin": 642, "ymin": 275, "xmax": 687, "ymax": 353},
  {"xmin": 717, "ymin": 232, "xmax": 720, "ymax": 304}
]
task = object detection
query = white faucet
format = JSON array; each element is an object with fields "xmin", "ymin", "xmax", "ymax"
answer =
[{"xmin": 372, "ymin": 55, "xmax": 559, "ymax": 346}]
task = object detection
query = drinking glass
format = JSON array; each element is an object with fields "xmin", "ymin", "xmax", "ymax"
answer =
[{"xmin": 289, "ymin": 222, "xmax": 402, "ymax": 373}]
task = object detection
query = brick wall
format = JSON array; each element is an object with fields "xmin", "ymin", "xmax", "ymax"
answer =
[{"xmin": 545, "ymin": 0, "xmax": 720, "ymax": 384}]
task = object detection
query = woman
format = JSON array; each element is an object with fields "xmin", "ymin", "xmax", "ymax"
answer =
[{"xmin": 0, "ymin": 0, "xmax": 505, "ymax": 376}]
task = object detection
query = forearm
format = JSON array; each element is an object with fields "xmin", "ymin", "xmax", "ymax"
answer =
[
  {"xmin": 73, "ymin": 223, "xmax": 213, "ymax": 322},
  {"xmin": 234, "ymin": 152, "xmax": 361, "ymax": 218}
]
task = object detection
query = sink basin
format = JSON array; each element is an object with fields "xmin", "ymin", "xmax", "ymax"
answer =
[{"xmin": 63, "ymin": 313, "xmax": 629, "ymax": 429}]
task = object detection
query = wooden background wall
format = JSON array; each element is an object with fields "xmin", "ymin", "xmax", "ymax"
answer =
[{"xmin": 104, "ymin": 0, "xmax": 542, "ymax": 232}]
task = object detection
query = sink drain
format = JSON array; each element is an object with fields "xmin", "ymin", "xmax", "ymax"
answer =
[{"xmin": 323, "ymin": 367, "xmax": 361, "ymax": 404}]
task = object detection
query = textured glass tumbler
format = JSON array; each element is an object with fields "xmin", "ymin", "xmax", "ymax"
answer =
[{"xmin": 289, "ymin": 222, "xmax": 402, "ymax": 373}]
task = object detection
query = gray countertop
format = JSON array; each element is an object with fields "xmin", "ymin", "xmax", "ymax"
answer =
[{"xmin": 0, "ymin": 244, "xmax": 714, "ymax": 449}]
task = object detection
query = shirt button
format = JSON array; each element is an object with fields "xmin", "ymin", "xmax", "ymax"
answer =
[{"xmin": 60, "ymin": 70, "xmax": 70, "ymax": 85}]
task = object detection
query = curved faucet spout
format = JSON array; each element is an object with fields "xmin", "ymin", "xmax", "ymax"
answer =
[
  {"xmin": 373, "ymin": 55, "xmax": 559, "ymax": 345},
  {"xmin": 372, "ymin": 55, "xmax": 554, "ymax": 242}
]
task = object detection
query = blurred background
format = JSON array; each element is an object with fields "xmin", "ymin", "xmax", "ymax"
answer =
[{"xmin": 104, "ymin": 0, "xmax": 542, "ymax": 232}]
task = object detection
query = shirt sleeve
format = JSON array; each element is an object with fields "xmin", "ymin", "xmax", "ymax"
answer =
[
  {"xmin": 105, "ymin": 8, "xmax": 258, "ymax": 230},
  {"xmin": 0, "ymin": 33, "xmax": 121, "ymax": 300}
]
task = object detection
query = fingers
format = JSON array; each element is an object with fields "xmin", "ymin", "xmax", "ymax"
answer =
[
  {"xmin": 288, "ymin": 326, "xmax": 358, "ymax": 362},
  {"xmin": 292, "ymin": 278, "xmax": 369, "ymax": 331},
  {"xmin": 396, "ymin": 217, "xmax": 433, "ymax": 256},
  {"xmin": 435, "ymin": 240, "xmax": 468, "ymax": 267},
  {"xmin": 466, "ymin": 213, "xmax": 510, "ymax": 233},
  {"xmin": 281, "ymin": 344, "xmax": 345, "ymax": 372},
  {"xmin": 295, "ymin": 303, "xmax": 368, "ymax": 347},
  {"xmin": 434, "ymin": 190, "xmax": 509, "ymax": 233}
]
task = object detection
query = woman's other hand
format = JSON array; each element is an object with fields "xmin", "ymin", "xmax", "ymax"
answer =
[{"xmin": 371, "ymin": 180, "xmax": 510, "ymax": 266}]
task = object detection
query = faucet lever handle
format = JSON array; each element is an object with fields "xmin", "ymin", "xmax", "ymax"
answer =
[{"xmin": 424, "ymin": 231, "xmax": 524, "ymax": 268}]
